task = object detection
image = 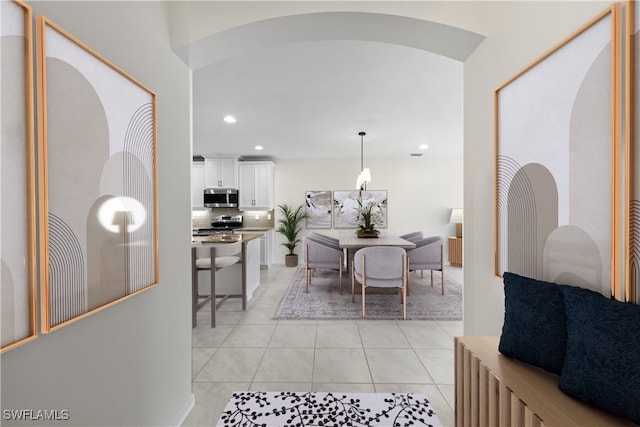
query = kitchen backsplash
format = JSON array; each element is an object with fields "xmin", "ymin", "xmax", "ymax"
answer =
[{"xmin": 192, "ymin": 208, "xmax": 275, "ymax": 229}]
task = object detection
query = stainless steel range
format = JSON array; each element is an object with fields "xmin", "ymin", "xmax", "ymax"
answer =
[{"xmin": 194, "ymin": 214, "xmax": 244, "ymax": 236}]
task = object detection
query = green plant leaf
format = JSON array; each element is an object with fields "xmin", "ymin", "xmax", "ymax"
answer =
[{"xmin": 275, "ymin": 203, "xmax": 309, "ymax": 254}]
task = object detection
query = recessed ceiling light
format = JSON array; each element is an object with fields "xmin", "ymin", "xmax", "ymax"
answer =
[
  {"xmin": 254, "ymin": 145, "xmax": 264, "ymax": 151},
  {"xmin": 223, "ymin": 115, "xmax": 237, "ymax": 124},
  {"xmin": 419, "ymin": 144, "xmax": 429, "ymax": 150}
]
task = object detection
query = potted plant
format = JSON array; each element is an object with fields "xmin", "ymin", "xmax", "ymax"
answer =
[
  {"xmin": 356, "ymin": 199, "xmax": 380, "ymax": 238},
  {"xmin": 276, "ymin": 203, "xmax": 308, "ymax": 267}
]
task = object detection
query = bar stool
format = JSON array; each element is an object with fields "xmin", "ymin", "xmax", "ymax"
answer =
[{"xmin": 191, "ymin": 241, "xmax": 246, "ymax": 327}]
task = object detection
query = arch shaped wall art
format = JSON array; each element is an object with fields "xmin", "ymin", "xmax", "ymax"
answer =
[
  {"xmin": 0, "ymin": 0, "xmax": 37, "ymax": 353},
  {"xmin": 495, "ymin": 5, "xmax": 623, "ymax": 299},
  {"xmin": 36, "ymin": 16, "xmax": 159, "ymax": 332}
]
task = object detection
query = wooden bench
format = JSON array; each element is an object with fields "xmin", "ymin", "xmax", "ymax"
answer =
[{"xmin": 454, "ymin": 336, "xmax": 634, "ymax": 427}]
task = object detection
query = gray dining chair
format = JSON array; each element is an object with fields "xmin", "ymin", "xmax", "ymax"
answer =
[
  {"xmin": 310, "ymin": 232, "xmax": 341, "ymax": 250},
  {"xmin": 191, "ymin": 241, "xmax": 246, "ymax": 328},
  {"xmin": 399, "ymin": 231, "xmax": 423, "ymax": 243},
  {"xmin": 303, "ymin": 237, "xmax": 344, "ymax": 293},
  {"xmin": 406, "ymin": 236, "xmax": 445, "ymax": 294},
  {"xmin": 351, "ymin": 246, "xmax": 408, "ymax": 320}
]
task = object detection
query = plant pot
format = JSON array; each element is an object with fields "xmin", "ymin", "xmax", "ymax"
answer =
[
  {"xmin": 285, "ymin": 254, "xmax": 298, "ymax": 267},
  {"xmin": 356, "ymin": 230, "xmax": 379, "ymax": 238},
  {"xmin": 357, "ymin": 233, "xmax": 379, "ymax": 238}
]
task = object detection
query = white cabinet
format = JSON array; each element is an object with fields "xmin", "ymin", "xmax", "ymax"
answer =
[
  {"xmin": 238, "ymin": 230, "xmax": 273, "ymax": 269},
  {"xmin": 238, "ymin": 161, "xmax": 274, "ymax": 210},
  {"xmin": 191, "ymin": 161, "xmax": 205, "ymax": 207},
  {"xmin": 262, "ymin": 230, "xmax": 274, "ymax": 269},
  {"xmin": 204, "ymin": 157, "xmax": 238, "ymax": 188}
]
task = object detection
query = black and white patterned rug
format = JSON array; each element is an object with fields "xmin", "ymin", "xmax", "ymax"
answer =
[{"xmin": 217, "ymin": 391, "xmax": 442, "ymax": 426}]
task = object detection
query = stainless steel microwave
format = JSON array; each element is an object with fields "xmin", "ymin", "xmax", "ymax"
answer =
[{"xmin": 204, "ymin": 188, "xmax": 238, "ymax": 208}]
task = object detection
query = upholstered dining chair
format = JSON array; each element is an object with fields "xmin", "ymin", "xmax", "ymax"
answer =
[
  {"xmin": 406, "ymin": 236, "xmax": 445, "ymax": 295},
  {"xmin": 310, "ymin": 232, "xmax": 346, "ymax": 268},
  {"xmin": 310, "ymin": 232, "xmax": 340, "ymax": 250},
  {"xmin": 399, "ymin": 231, "xmax": 423, "ymax": 243},
  {"xmin": 303, "ymin": 237, "xmax": 343, "ymax": 293},
  {"xmin": 191, "ymin": 241, "xmax": 246, "ymax": 328},
  {"xmin": 351, "ymin": 246, "xmax": 408, "ymax": 320}
]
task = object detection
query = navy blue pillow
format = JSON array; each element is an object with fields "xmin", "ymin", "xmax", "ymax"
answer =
[
  {"xmin": 559, "ymin": 286, "xmax": 640, "ymax": 424},
  {"xmin": 499, "ymin": 272, "xmax": 567, "ymax": 375}
]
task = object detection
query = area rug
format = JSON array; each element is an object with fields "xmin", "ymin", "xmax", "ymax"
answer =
[
  {"xmin": 217, "ymin": 391, "xmax": 442, "ymax": 427},
  {"xmin": 273, "ymin": 268, "xmax": 462, "ymax": 321}
]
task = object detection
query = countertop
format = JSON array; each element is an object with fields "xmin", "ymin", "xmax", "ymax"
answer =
[
  {"xmin": 192, "ymin": 227, "xmax": 273, "ymax": 236},
  {"xmin": 192, "ymin": 233, "xmax": 262, "ymax": 244}
]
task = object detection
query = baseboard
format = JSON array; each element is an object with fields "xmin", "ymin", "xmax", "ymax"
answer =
[{"xmin": 170, "ymin": 393, "xmax": 195, "ymax": 427}]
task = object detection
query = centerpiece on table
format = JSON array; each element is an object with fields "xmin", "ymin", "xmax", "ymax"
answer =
[{"xmin": 356, "ymin": 199, "xmax": 381, "ymax": 238}]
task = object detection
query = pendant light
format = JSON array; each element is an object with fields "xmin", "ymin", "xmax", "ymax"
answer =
[{"xmin": 356, "ymin": 131, "xmax": 371, "ymax": 190}]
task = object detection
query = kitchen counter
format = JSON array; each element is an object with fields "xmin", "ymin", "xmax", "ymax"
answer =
[
  {"xmin": 234, "ymin": 227, "xmax": 274, "ymax": 232},
  {"xmin": 192, "ymin": 233, "xmax": 262, "ymax": 244}
]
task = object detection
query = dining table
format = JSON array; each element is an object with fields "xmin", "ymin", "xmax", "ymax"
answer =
[{"xmin": 338, "ymin": 231, "xmax": 416, "ymax": 272}]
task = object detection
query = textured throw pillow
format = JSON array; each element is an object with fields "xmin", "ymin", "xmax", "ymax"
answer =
[
  {"xmin": 499, "ymin": 272, "xmax": 567, "ymax": 375},
  {"xmin": 559, "ymin": 286, "xmax": 640, "ymax": 424}
]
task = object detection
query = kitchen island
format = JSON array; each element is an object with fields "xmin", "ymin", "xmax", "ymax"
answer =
[
  {"xmin": 191, "ymin": 233, "xmax": 262, "ymax": 326},
  {"xmin": 233, "ymin": 227, "xmax": 274, "ymax": 269}
]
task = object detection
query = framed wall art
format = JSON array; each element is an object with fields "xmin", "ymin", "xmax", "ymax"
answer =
[
  {"xmin": 627, "ymin": 0, "xmax": 639, "ymax": 304},
  {"xmin": 495, "ymin": 5, "xmax": 622, "ymax": 298},
  {"xmin": 305, "ymin": 191, "xmax": 332, "ymax": 229},
  {"xmin": 37, "ymin": 17, "xmax": 159, "ymax": 332},
  {"xmin": 1, "ymin": 0, "xmax": 37, "ymax": 353},
  {"xmin": 333, "ymin": 190, "xmax": 387, "ymax": 229}
]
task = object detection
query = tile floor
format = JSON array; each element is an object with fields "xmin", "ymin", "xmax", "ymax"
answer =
[{"xmin": 182, "ymin": 264, "xmax": 463, "ymax": 427}]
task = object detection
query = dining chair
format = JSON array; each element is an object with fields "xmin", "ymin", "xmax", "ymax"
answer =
[
  {"xmin": 191, "ymin": 241, "xmax": 246, "ymax": 328},
  {"xmin": 303, "ymin": 237, "xmax": 343, "ymax": 293},
  {"xmin": 310, "ymin": 232, "xmax": 347, "ymax": 269},
  {"xmin": 351, "ymin": 246, "xmax": 408, "ymax": 320},
  {"xmin": 399, "ymin": 231, "xmax": 423, "ymax": 243},
  {"xmin": 406, "ymin": 236, "xmax": 445, "ymax": 294},
  {"xmin": 310, "ymin": 232, "xmax": 341, "ymax": 250}
]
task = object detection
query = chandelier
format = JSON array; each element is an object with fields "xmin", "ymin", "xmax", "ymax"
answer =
[{"xmin": 356, "ymin": 131, "xmax": 371, "ymax": 190}]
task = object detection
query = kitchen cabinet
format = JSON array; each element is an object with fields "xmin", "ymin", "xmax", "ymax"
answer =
[
  {"xmin": 204, "ymin": 157, "xmax": 238, "ymax": 188},
  {"xmin": 238, "ymin": 161, "xmax": 274, "ymax": 210},
  {"xmin": 191, "ymin": 161, "xmax": 205, "ymax": 207}
]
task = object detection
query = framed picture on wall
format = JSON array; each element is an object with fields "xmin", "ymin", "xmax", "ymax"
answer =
[
  {"xmin": 1, "ymin": 0, "xmax": 38, "ymax": 353},
  {"xmin": 332, "ymin": 190, "xmax": 388, "ymax": 229},
  {"xmin": 495, "ymin": 5, "xmax": 622, "ymax": 298},
  {"xmin": 626, "ymin": 0, "xmax": 639, "ymax": 304},
  {"xmin": 305, "ymin": 191, "xmax": 332, "ymax": 229},
  {"xmin": 37, "ymin": 16, "xmax": 159, "ymax": 333}
]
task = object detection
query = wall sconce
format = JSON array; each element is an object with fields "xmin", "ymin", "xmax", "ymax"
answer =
[{"xmin": 449, "ymin": 208, "xmax": 463, "ymax": 238}]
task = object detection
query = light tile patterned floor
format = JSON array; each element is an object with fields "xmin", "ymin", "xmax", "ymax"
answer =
[{"xmin": 183, "ymin": 264, "xmax": 463, "ymax": 427}]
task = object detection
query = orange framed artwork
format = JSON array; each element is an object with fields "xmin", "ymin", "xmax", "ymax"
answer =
[
  {"xmin": 36, "ymin": 16, "xmax": 159, "ymax": 333},
  {"xmin": 1, "ymin": 0, "xmax": 38, "ymax": 353},
  {"xmin": 495, "ymin": 5, "xmax": 623, "ymax": 299}
]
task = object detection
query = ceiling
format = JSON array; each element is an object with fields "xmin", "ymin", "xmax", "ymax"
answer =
[{"xmin": 188, "ymin": 11, "xmax": 484, "ymax": 161}]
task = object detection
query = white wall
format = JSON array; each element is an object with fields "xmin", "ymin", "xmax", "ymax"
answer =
[
  {"xmin": 463, "ymin": 0, "xmax": 611, "ymax": 336},
  {"xmin": 0, "ymin": 2, "xmax": 193, "ymax": 426},
  {"xmin": 273, "ymin": 157, "xmax": 463, "ymax": 263}
]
